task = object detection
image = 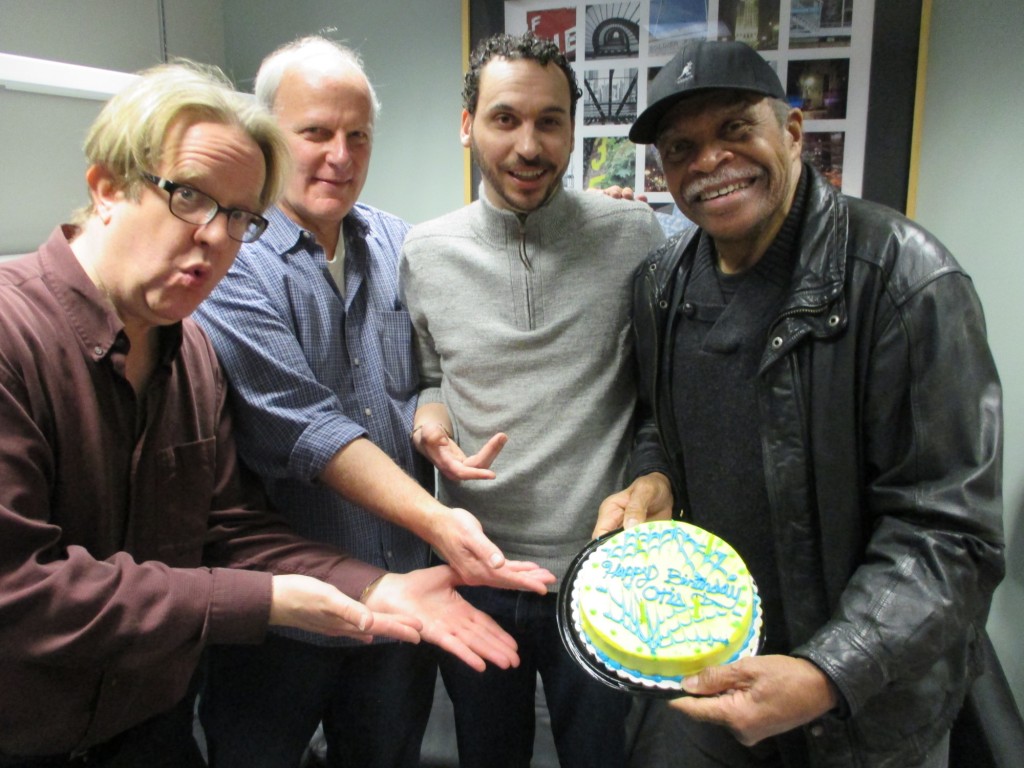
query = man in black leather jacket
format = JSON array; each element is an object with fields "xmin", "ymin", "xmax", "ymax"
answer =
[{"xmin": 597, "ymin": 40, "xmax": 1004, "ymax": 768}]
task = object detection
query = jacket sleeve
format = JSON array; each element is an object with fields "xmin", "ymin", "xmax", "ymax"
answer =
[{"xmin": 793, "ymin": 267, "xmax": 1004, "ymax": 716}]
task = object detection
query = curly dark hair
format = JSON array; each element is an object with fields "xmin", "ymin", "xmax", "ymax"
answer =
[{"xmin": 463, "ymin": 32, "xmax": 582, "ymax": 118}]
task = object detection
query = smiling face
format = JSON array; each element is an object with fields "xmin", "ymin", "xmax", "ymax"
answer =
[
  {"xmin": 656, "ymin": 92, "xmax": 803, "ymax": 272},
  {"xmin": 462, "ymin": 58, "xmax": 574, "ymax": 214},
  {"xmin": 272, "ymin": 67, "xmax": 374, "ymax": 250},
  {"xmin": 89, "ymin": 119, "xmax": 265, "ymax": 335}
]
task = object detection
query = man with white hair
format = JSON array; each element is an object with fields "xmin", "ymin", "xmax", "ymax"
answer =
[{"xmin": 194, "ymin": 36, "xmax": 553, "ymax": 768}]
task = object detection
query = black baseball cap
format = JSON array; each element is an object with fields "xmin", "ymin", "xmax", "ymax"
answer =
[{"xmin": 629, "ymin": 39, "xmax": 786, "ymax": 144}]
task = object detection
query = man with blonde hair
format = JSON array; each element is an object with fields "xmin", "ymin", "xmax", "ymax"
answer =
[{"xmin": 0, "ymin": 60, "xmax": 521, "ymax": 767}]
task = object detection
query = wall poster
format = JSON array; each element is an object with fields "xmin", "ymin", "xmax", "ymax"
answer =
[{"xmin": 497, "ymin": 0, "xmax": 874, "ymax": 207}]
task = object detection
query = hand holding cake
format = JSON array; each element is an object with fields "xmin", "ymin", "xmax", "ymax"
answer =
[
  {"xmin": 591, "ymin": 471, "xmax": 674, "ymax": 539},
  {"xmin": 671, "ymin": 653, "xmax": 841, "ymax": 746}
]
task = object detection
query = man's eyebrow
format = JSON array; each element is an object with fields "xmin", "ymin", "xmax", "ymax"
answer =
[{"xmin": 485, "ymin": 102, "xmax": 568, "ymax": 116}]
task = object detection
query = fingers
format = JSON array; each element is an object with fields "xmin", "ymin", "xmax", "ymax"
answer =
[
  {"xmin": 356, "ymin": 613, "xmax": 423, "ymax": 645},
  {"xmin": 593, "ymin": 491, "xmax": 628, "ymax": 539},
  {"xmin": 669, "ymin": 662, "xmax": 750, "ymax": 731},
  {"xmin": 450, "ymin": 613, "xmax": 521, "ymax": 671},
  {"xmin": 365, "ymin": 566, "xmax": 518, "ymax": 671},
  {"xmin": 422, "ymin": 602, "xmax": 521, "ymax": 673},
  {"xmin": 433, "ymin": 444, "xmax": 499, "ymax": 481},
  {"xmin": 450, "ymin": 509, "xmax": 506, "ymax": 570},
  {"xmin": 422, "ymin": 431, "xmax": 507, "ymax": 482},
  {"xmin": 621, "ymin": 495, "xmax": 648, "ymax": 529},
  {"xmin": 269, "ymin": 573, "xmax": 371, "ymax": 633},
  {"xmin": 442, "ymin": 509, "xmax": 556, "ymax": 591},
  {"xmin": 671, "ymin": 656, "xmax": 837, "ymax": 746},
  {"xmin": 268, "ymin": 574, "xmax": 428, "ymax": 643},
  {"xmin": 596, "ymin": 185, "xmax": 649, "ymax": 202},
  {"xmin": 463, "ymin": 432, "xmax": 508, "ymax": 470},
  {"xmin": 437, "ymin": 462, "xmax": 498, "ymax": 482},
  {"xmin": 630, "ymin": 473, "xmax": 674, "ymax": 522},
  {"xmin": 683, "ymin": 658, "xmax": 745, "ymax": 696},
  {"xmin": 483, "ymin": 562, "xmax": 556, "ymax": 594},
  {"xmin": 593, "ymin": 474, "xmax": 675, "ymax": 539},
  {"xmin": 412, "ymin": 422, "xmax": 455, "ymax": 454}
]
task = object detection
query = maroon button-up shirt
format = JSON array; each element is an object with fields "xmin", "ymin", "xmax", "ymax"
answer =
[{"xmin": 0, "ymin": 227, "xmax": 382, "ymax": 756}]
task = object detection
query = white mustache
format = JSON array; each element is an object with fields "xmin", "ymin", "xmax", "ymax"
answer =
[{"xmin": 685, "ymin": 167, "xmax": 758, "ymax": 202}]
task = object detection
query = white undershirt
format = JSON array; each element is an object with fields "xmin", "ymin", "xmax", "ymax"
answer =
[{"xmin": 326, "ymin": 229, "xmax": 346, "ymax": 296}]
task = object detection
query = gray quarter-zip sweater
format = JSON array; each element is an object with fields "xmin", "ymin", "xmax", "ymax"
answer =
[{"xmin": 400, "ymin": 187, "xmax": 665, "ymax": 586}]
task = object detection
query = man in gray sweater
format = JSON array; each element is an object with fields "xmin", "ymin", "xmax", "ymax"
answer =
[{"xmin": 399, "ymin": 32, "xmax": 670, "ymax": 768}]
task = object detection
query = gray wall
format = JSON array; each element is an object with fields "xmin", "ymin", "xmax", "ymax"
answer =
[
  {"xmin": 1, "ymin": 0, "xmax": 1022, "ymax": 711},
  {"xmin": 913, "ymin": 0, "xmax": 1024, "ymax": 706},
  {"xmin": 0, "ymin": 0, "xmax": 226, "ymax": 255}
]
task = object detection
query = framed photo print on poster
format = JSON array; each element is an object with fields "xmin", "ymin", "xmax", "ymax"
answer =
[{"xmin": 463, "ymin": 0, "xmax": 925, "ymax": 213}]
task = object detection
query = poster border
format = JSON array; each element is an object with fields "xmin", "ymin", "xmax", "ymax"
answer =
[{"xmin": 463, "ymin": 0, "xmax": 924, "ymax": 214}]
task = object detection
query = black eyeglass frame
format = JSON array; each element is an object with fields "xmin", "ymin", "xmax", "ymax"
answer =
[{"xmin": 140, "ymin": 171, "xmax": 269, "ymax": 243}]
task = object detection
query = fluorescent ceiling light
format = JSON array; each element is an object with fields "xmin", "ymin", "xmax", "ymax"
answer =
[{"xmin": 0, "ymin": 53, "xmax": 138, "ymax": 101}]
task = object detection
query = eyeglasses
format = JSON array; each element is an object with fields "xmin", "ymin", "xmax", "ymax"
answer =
[{"xmin": 141, "ymin": 172, "xmax": 269, "ymax": 243}]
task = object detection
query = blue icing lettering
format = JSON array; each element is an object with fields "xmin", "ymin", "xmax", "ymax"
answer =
[
  {"xmin": 664, "ymin": 567, "xmax": 743, "ymax": 602},
  {"xmin": 589, "ymin": 524, "xmax": 753, "ymax": 657},
  {"xmin": 600, "ymin": 585, "xmax": 735, "ymax": 655},
  {"xmin": 600, "ymin": 560, "xmax": 658, "ymax": 588}
]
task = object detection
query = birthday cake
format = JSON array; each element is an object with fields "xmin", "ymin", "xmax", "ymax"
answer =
[{"xmin": 569, "ymin": 520, "xmax": 760, "ymax": 690}]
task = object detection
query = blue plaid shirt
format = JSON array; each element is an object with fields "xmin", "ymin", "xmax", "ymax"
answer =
[{"xmin": 195, "ymin": 204, "xmax": 430, "ymax": 637}]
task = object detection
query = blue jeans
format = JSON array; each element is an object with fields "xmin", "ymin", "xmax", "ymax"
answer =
[
  {"xmin": 200, "ymin": 635, "xmax": 435, "ymax": 768},
  {"xmin": 439, "ymin": 586, "xmax": 633, "ymax": 768}
]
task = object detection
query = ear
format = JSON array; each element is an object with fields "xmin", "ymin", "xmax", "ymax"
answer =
[
  {"xmin": 785, "ymin": 108, "xmax": 804, "ymax": 159},
  {"xmin": 86, "ymin": 164, "xmax": 125, "ymax": 225},
  {"xmin": 460, "ymin": 109, "xmax": 472, "ymax": 148}
]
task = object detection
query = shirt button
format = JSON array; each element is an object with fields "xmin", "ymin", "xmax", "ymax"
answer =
[
  {"xmin": 682, "ymin": 301, "xmax": 696, "ymax": 317},
  {"xmin": 353, "ymin": 357, "xmax": 360, "ymax": 366},
  {"xmin": 809, "ymin": 724, "xmax": 825, "ymax": 737},
  {"xmin": 364, "ymin": 408, "xmax": 372, "ymax": 416},
  {"xmin": 93, "ymin": 345, "xmax": 104, "ymax": 356}
]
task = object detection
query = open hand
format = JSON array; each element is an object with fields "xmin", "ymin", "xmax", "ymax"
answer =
[
  {"xmin": 434, "ymin": 507, "xmax": 555, "ymax": 594},
  {"xmin": 414, "ymin": 424, "xmax": 507, "ymax": 482},
  {"xmin": 366, "ymin": 566, "xmax": 521, "ymax": 672}
]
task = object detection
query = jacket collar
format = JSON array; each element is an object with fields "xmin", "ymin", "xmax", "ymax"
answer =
[{"xmin": 778, "ymin": 163, "xmax": 848, "ymax": 317}]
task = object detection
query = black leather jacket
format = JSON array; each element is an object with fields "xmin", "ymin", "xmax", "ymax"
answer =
[{"xmin": 631, "ymin": 166, "xmax": 1004, "ymax": 767}]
